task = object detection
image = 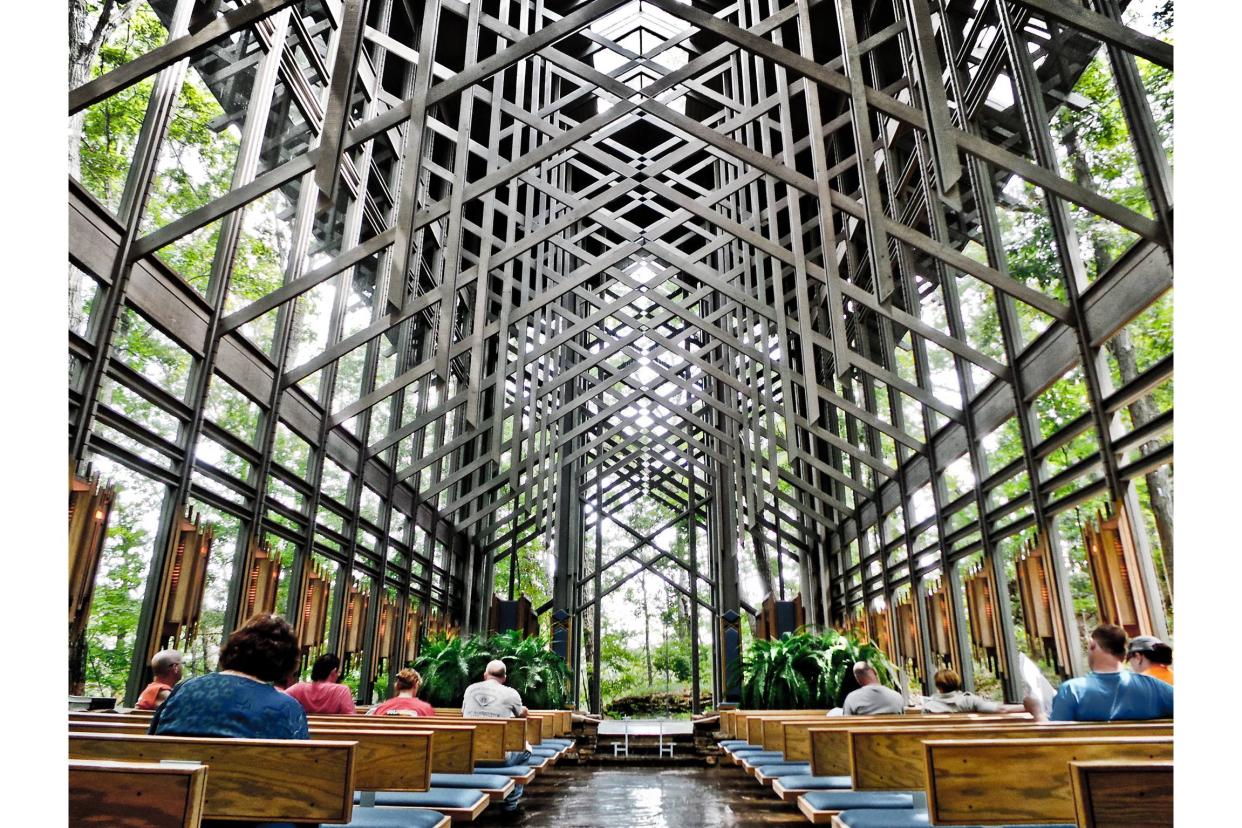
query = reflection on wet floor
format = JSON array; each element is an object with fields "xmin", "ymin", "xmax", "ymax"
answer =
[{"xmin": 473, "ymin": 764, "xmax": 807, "ymax": 827}]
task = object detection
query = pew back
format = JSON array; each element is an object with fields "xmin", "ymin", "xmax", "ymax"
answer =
[
  {"xmin": 67, "ymin": 712, "xmax": 498, "ymax": 768},
  {"xmin": 801, "ymin": 714, "xmax": 1029, "ymax": 774},
  {"xmin": 1069, "ymin": 760, "xmax": 1173, "ymax": 828},
  {"xmin": 850, "ymin": 722, "xmax": 1172, "ymax": 790},
  {"xmin": 67, "ymin": 733, "xmax": 356, "ymax": 824},
  {"xmin": 309, "ymin": 714, "xmax": 514, "ymax": 756},
  {"xmin": 924, "ymin": 736, "xmax": 1173, "ymax": 825},
  {"xmin": 309, "ymin": 722, "xmax": 469, "ymax": 774},
  {"xmin": 306, "ymin": 728, "xmax": 434, "ymax": 789},
  {"xmin": 69, "ymin": 759, "xmax": 208, "ymax": 828}
]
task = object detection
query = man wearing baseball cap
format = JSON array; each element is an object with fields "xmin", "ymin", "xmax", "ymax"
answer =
[{"xmin": 1127, "ymin": 635, "xmax": 1174, "ymax": 685}]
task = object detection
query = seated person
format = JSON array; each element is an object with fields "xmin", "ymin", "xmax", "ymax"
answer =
[
  {"xmin": 1126, "ymin": 635, "xmax": 1174, "ymax": 685},
  {"xmin": 287, "ymin": 653, "xmax": 357, "ymax": 714},
  {"xmin": 921, "ymin": 668, "xmax": 1028, "ymax": 713},
  {"xmin": 1038, "ymin": 624, "xmax": 1173, "ymax": 722},
  {"xmin": 148, "ymin": 613, "xmax": 308, "ymax": 740},
  {"xmin": 842, "ymin": 660, "xmax": 905, "ymax": 715},
  {"xmin": 462, "ymin": 659, "xmax": 530, "ymax": 813},
  {"xmin": 134, "ymin": 649, "xmax": 182, "ymax": 710},
  {"xmin": 368, "ymin": 668, "xmax": 436, "ymax": 717}
]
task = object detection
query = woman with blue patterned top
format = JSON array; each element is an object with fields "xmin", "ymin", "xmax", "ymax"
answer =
[{"xmin": 148, "ymin": 613, "xmax": 309, "ymax": 740}]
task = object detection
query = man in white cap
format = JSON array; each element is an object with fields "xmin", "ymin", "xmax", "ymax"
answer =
[{"xmin": 462, "ymin": 659, "xmax": 530, "ymax": 814}]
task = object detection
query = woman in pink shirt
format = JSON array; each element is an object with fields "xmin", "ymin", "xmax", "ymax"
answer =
[
  {"xmin": 285, "ymin": 654, "xmax": 356, "ymax": 714},
  {"xmin": 368, "ymin": 668, "xmax": 436, "ymax": 717}
]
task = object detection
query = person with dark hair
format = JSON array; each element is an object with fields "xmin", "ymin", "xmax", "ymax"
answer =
[
  {"xmin": 1040, "ymin": 624, "xmax": 1174, "ymax": 722},
  {"xmin": 1126, "ymin": 635, "xmax": 1174, "ymax": 685},
  {"xmin": 286, "ymin": 653, "xmax": 356, "ymax": 714},
  {"xmin": 148, "ymin": 613, "xmax": 308, "ymax": 740},
  {"xmin": 367, "ymin": 668, "xmax": 436, "ymax": 717}
]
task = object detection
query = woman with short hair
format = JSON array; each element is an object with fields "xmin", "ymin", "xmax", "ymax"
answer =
[
  {"xmin": 148, "ymin": 613, "xmax": 308, "ymax": 740},
  {"xmin": 921, "ymin": 668, "xmax": 1027, "ymax": 714}
]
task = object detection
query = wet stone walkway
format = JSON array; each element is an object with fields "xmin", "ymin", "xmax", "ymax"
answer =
[{"xmin": 473, "ymin": 764, "xmax": 807, "ymax": 827}]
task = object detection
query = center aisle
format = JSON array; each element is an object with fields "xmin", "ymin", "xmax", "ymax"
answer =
[{"xmin": 472, "ymin": 764, "xmax": 805, "ymax": 827}]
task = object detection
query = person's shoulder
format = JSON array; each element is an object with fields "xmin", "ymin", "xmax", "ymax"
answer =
[
  {"xmin": 1127, "ymin": 671, "xmax": 1174, "ymax": 694},
  {"xmin": 330, "ymin": 682, "xmax": 354, "ymax": 700}
]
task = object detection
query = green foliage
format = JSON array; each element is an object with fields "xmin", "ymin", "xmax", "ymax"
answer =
[
  {"xmin": 414, "ymin": 630, "xmax": 570, "ymax": 709},
  {"xmin": 740, "ymin": 630, "xmax": 894, "ymax": 709},
  {"xmin": 605, "ymin": 690, "xmax": 711, "ymax": 718}
]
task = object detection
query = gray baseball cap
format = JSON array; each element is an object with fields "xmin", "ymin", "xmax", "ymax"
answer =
[{"xmin": 1126, "ymin": 635, "xmax": 1164, "ymax": 655}]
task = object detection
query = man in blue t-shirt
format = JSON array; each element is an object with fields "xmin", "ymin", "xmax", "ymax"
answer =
[{"xmin": 1043, "ymin": 623, "xmax": 1173, "ymax": 722}]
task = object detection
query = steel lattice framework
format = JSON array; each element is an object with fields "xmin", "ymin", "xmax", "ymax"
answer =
[{"xmin": 69, "ymin": 0, "xmax": 1173, "ymax": 707}]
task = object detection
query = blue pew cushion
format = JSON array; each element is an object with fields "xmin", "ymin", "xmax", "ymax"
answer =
[
  {"xmin": 541, "ymin": 738, "xmax": 573, "ymax": 747},
  {"xmin": 775, "ymin": 774, "xmax": 852, "ymax": 790},
  {"xmin": 471, "ymin": 765, "xmax": 533, "ymax": 778},
  {"xmin": 530, "ymin": 746, "xmax": 559, "ymax": 756},
  {"xmin": 834, "ymin": 810, "xmax": 1076, "ymax": 828},
  {"xmin": 753, "ymin": 762, "xmax": 813, "ymax": 777},
  {"xmin": 801, "ymin": 791, "xmax": 917, "ymax": 811},
  {"xmin": 429, "ymin": 773, "xmax": 512, "ymax": 789},
  {"xmin": 352, "ymin": 788, "xmax": 486, "ymax": 809},
  {"xmin": 719, "ymin": 740, "xmax": 752, "ymax": 747},
  {"xmin": 331, "ymin": 807, "xmax": 447, "ymax": 828},
  {"xmin": 738, "ymin": 751, "xmax": 785, "ymax": 765}
]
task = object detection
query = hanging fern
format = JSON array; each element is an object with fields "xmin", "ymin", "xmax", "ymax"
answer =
[{"xmin": 740, "ymin": 629, "xmax": 896, "ymax": 709}]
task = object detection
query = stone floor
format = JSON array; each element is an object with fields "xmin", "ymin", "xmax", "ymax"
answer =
[{"xmin": 473, "ymin": 764, "xmax": 807, "ymax": 827}]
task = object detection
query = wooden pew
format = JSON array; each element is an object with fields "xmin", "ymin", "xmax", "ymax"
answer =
[
  {"xmin": 69, "ymin": 712, "xmax": 511, "ymax": 767},
  {"xmin": 68, "ymin": 714, "xmax": 521, "ymax": 797},
  {"xmin": 717, "ymin": 709, "xmax": 810, "ymax": 742},
  {"xmin": 804, "ymin": 715, "xmax": 1033, "ymax": 777},
  {"xmin": 389, "ymin": 707, "xmax": 548, "ymax": 747},
  {"xmin": 67, "ymin": 732, "xmax": 358, "ymax": 824},
  {"xmin": 849, "ymin": 722, "xmax": 1172, "ymax": 792},
  {"xmin": 795, "ymin": 724, "xmax": 1171, "ymax": 822},
  {"xmin": 764, "ymin": 716, "xmax": 1029, "ymax": 799},
  {"xmin": 921, "ymin": 736, "xmax": 1174, "ymax": 827},
  {"xmin": 70, "ymin": 759, "xmax": 208, "ymax": 827},
  {"xmin": 1070, "ymin": 760, "xmax": 1173, "ymax": 828}
]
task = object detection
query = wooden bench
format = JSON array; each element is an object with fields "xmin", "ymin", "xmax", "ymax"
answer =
[
  {"xmin": 399, "ymin": 707, "xmax": 547, "ymax": 746},
  {"xmin": 1069, "ymin": 760, "xmax": 1173, "ymax": 828},
  {"xmin": 69, "ymin": 759, "xmax": 207, "ymax": 827},
  {"xmin": 796, "ymin": 725, "xmax": 1171, "ymax": 824},
  {"xmin": 849, "ymin": 722, "xmax": 1172, "ymax": 792},
  {"xmin": 921, "ymin": 736, "xmax": 1174, "ymax": 828},
  {"xmin": 812, "ymin": 735, "xmax": 1173, "ymax": 827},
  {"xmin": 718, "ymin": 709, "xmax": 825, "ymax": 741},
  {"xmin": 68, "ymin": 714, "xmax": 521, "ymax": 801},
  {"xmin": 67, "ymin": 732, "xmax": 358, "ymax": 824},
  {"xmin": 757, "ymin": 715, "xmax": 1029, "ymax": 795}
]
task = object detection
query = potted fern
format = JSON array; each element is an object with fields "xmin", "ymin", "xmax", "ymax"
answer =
[
  {"xmin": 740, "ymin": 629, "xmax": 895, "ymax": 709},
  {"xmin": 413, "ymin": 630, "xmax": 570, "ymax": 708}
]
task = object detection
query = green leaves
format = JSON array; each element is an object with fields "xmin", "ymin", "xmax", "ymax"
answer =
[
  {"xmin": 413, "ymin": 629, "xmax": 570, "ymax": 708},
  {"xmin": 739, "ymin": 629, "xmax": 896, "ymax": 709}
]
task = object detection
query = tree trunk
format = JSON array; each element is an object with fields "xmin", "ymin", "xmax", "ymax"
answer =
[
  {"xmin": 1062, "ymin": 125, "xmax": 1174, "ymax": 600},
  {"xmin": 583, "ymin": 620, "xmax": 595, "ymax": 711},
  {"xmin": 69, "ymin": 623, "xmax": 89, "ymax": 696},
  {"xmin": 641, "ymin": 575, "xmax": 653, "ymax": 686}
]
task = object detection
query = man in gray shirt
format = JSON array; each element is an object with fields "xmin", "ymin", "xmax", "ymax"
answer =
[
  {"xmin": 462, "ymin": 660, "xmax": 530, "ymax": 813},
  {"xmin": 842, "ymin": 660, "xmax": 906, "ymax": 715}
]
